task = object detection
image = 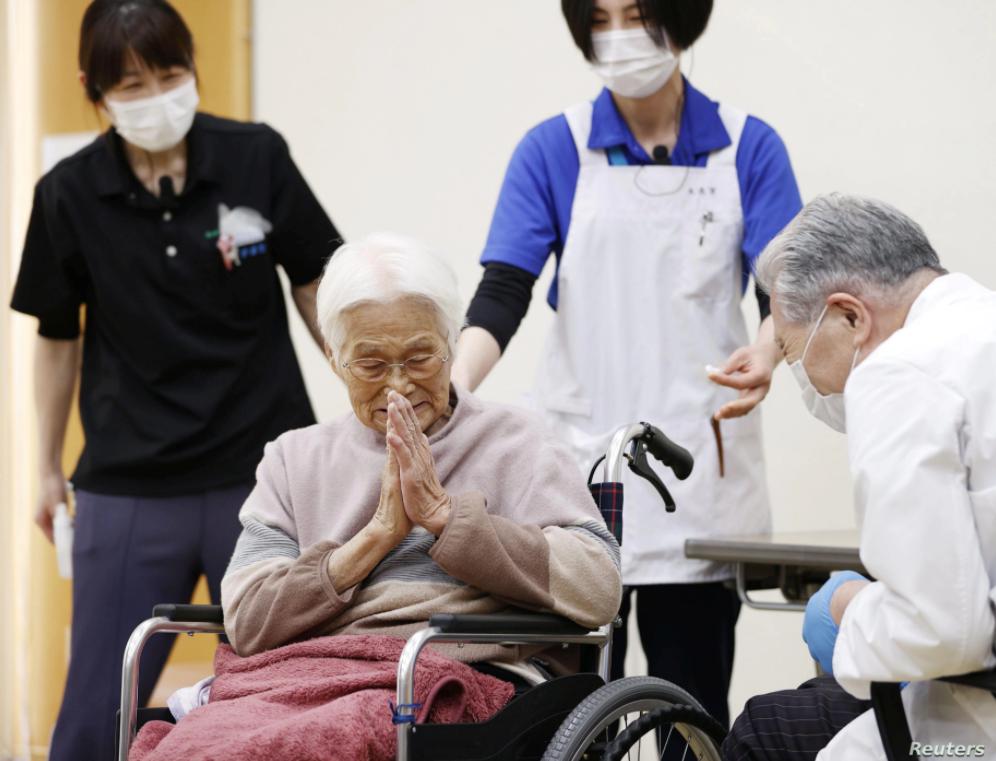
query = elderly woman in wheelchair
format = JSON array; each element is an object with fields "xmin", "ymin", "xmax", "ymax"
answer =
[
  {"xmin": 125, "ymin": 234, "xmax": 624, "ymax": 758},
  {"xmin": 220, "ymin": 233, "xmax": 623, "ymax": 660},
  {"xmin": 123, "ymin": 234, "xmax": 729, "ymax": 761}
]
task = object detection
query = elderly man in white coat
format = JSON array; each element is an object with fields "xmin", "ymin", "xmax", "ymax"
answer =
[{"xmin": 722, "ymin": 193, "xmax": 996, "ymax": 761}]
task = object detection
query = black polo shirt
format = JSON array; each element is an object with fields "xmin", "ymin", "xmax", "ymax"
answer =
[{"xmin": 11, "ymin": 113, "xmax": 340, "ymax": 496}]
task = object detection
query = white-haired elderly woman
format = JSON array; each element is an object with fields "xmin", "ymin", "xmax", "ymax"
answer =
[{"xmin": 220, "ymin": 233, "xmax": 622, "ymax": 670}]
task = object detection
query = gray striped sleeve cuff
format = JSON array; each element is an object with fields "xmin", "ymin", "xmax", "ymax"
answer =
[
  {"xmin": 565, "ymin": 520, "xmax": 622, "ymax": 570},
  {"xmin": 228, "ymin": 516, "xmax": 300, "ymax": 572}
]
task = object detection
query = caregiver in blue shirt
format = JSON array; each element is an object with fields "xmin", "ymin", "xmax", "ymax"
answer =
[{"xmin": 452, "ymin": 0, "xmax": 801, "ymax": 728}]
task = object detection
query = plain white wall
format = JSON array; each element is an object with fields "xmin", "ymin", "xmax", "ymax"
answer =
[{"xmin": 252, "ymin": 0, "xmax": 996, "ymax": 718}]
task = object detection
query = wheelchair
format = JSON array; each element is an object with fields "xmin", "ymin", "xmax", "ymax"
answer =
[
  {"xmin": 116, "ymin": 422, "xmax": 727, "ymax": 761},
  {"xmin": 870, "ymin": 668, "xmax": 996, "ymax": 761}
]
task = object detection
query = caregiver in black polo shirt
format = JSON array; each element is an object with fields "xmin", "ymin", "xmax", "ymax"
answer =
[{"xmin": 9, "ymin": 2, "xmax": 340, "ymax": 759}]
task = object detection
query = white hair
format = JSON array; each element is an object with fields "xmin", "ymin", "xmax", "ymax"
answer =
[
  {"xmin": 755, "ymin": 193, "xmax": 944, "ymax": 325},
  {"xmin": 315, "ymin": 233, "xmax": 464, "ymax": 359}
]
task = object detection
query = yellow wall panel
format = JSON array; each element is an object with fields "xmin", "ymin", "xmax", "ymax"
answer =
[{"xmin": 175, "ymin": 0, "xmax": 253, "ymax": 120}]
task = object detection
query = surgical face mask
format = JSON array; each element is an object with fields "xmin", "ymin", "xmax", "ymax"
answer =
[
  {"xmin": 104, "ymin": 78, "xmax": 199, "ymax": 153},
  {"xmin": 788, "ymin": 305, "xmax": 859, "ymax": 433},
  {"xmin": 590, "ymin": 28, "xmax": 678, "ymax": 99}
]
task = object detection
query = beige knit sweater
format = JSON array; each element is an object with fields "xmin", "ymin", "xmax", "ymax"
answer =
[{"xmin": 220, "ymin": 385, "xmax": 622, "ymax": 659}]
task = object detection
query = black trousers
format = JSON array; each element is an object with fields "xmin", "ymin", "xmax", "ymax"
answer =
[
  {"xmin": 610, "ymin": 582, "xmax": 741, "ymax": 729},
  {"xmin": 721, "ymin": 675, "xmax": 872, "ymax": 761}
]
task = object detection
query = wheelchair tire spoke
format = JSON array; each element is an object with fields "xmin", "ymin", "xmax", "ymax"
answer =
[{"xmin": 659, "ymin": 723, "xmax": 674, "ymax": 760}]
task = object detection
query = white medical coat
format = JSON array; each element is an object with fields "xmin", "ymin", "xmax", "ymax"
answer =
[{"xmin": 819, "ymin": 273, "xmax": 996, "ymax": 759}]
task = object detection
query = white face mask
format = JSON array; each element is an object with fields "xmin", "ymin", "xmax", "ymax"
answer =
[
  {"xmin": 104, "ymin": 78, "xmax": 199, "ymax": 153},
  {"xmin": 590, "ymin": 28, "xmax": 678, "ymax": 99},
  {"xmin": 788, "ymin": 305, "xmax": 859, "ymax": 433}
]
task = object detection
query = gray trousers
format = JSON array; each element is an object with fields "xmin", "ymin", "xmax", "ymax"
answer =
[{"xmin": 49, "ymin": 483, "xmax": 249, "ymax": 761}]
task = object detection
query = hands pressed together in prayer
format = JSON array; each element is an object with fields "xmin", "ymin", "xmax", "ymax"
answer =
[
  {"xmin": 329, "ymin": 392, "xmax": 452, "ymax": 592},
  {"xmin": 372, "ymin": 390, "xmax": 452, "ymax": 541}
]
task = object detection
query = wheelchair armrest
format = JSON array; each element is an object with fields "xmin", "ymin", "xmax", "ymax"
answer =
[
  {"xmin": 869, "ymin": 682, "xmax": 914, "ymax": 761},
  {"xmin": 427, "ymin": 612, "xmax": 591, "ymax": 636},
  {"xmin": 940, "ymin": 667, "xmax": 996, "ymax": 692},
  {"xmin": 152, "ymin": 604, "xmax": 224, "ymax": 624},
  {"xmin": 871, "ymin": 668, "xmax": 996, "ymax": 761}
]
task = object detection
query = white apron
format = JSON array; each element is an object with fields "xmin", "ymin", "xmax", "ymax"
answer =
[{"xmin": 532, "ymin": 100, "xmax": 771, "ymax": 584}]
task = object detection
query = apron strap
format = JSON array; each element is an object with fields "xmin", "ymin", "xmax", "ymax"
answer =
[
  {"xmin": 707, "ymin": 103, "xmax": 748, "ymax": 168},
  {"xmin": 564, "ymin": 101, "xmax": 603, "ymax": 168}
]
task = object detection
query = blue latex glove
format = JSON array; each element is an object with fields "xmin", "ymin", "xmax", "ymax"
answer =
[{"xmin": 802, "ymin": 571, "xmax": 869, "ymax": 674}]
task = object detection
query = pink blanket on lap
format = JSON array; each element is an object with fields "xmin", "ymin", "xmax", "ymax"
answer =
[{"xmin": 129, "ymin": 634, "xmax": 515, "ymax": 761}]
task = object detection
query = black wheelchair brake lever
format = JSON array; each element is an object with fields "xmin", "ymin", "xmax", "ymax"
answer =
[
  {"xmin": 626, "ymin": 442, "xmax": 677, "ymax": 512},
  {"xmin": 640, "ymin": 422, "xmax": 694, "ymax": 480}
]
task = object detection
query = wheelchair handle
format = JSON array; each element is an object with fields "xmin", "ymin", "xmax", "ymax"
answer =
[
  {"xmin": 641, "ymin": 422, "xmax": 694, "ymax": 481},
  {"xmin": 601, "ymin": 422, "xmax": 694, "ymax": 483}
]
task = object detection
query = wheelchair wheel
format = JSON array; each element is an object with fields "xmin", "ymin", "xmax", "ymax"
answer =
[{"xmin": 540, "ymin": 676, "xmax": 725, "ymax": 761}]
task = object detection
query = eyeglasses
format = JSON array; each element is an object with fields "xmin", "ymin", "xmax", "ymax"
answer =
[{"xmin": 340, "ymin": 352, "xmax": 450, "ymax": 383}]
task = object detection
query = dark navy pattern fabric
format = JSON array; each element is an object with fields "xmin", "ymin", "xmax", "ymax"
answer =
[
  {"xmin": 722, "ymin": 675, "xmax": 872, "ymax": 760},
  {"xmin": 590, "ymin": 481, "xmax": 624, "ymax": 544}
]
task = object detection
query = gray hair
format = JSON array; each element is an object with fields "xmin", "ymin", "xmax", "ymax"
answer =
[
  {"xmin": 756, "ymin": 193, "xmax": 944, "ymax": 324},
  {"xmin": 315, "ymin": 233, "xmax": 463, "ymax": 358}
]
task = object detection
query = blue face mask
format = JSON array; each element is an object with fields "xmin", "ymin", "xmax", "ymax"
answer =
[{"xmin": 788, "ymin": 305, "xmax": 858, "ymax": 433}]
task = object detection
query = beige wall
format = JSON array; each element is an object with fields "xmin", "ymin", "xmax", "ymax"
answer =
[
  {"xmin": 253, "ymin": 0, "xmax": 996, "ymax": 717},
  {"xmin": 1, "ymin": 3, "xmax": 8, "ymax": 752},
  {"xmin": 1, "ymin": 2, "xmax": 13, "ymax": 752},
  {"xmin": 2, "ymin": 2, "xmax": 42, "ymax": 756}
]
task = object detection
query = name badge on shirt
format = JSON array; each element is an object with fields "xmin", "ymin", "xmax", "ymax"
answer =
[{"xmin": 208, "ymin": 204, "xmax": 273, "ymax": 271}]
